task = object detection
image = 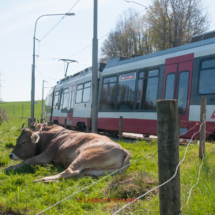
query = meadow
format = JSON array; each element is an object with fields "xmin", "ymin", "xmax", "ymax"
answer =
[
  {"xmin": 0, "ymin": 116, "xmax": 214, "ymax": 214},
  {"xmin": 0, "ymin": 101, "xmax": 45, "ymax": 118}
]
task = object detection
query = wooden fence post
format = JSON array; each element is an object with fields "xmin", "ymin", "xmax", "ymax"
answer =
[
  {"xmin": 64, "ymin": 118, "xmax": 67, "ymax": 128},
  {"xmin": 86, "ymin": 118, "xmax": 90, "ymax": 133},
  {"xmin": 199, "ymin": 97, "xmax": 206, "ymax": 159},
  {"xmin": 157, "ymin": 100, "xmax": 181, "ymax": 215},
  {"xmin": 119, "ymin": 116, "xmax": 123, "ymax": 140}
]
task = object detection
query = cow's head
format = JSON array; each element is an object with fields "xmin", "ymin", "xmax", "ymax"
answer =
[{"xmin": 9, "ymin": 125, "xmax": 42, "ymax": 160}]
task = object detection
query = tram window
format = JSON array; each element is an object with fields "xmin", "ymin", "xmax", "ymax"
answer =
[
  {"xmin": 100, "ymin": 76, "xmax": 117, "ymax": 111},
  {"xmin": 83, "ymin": 82, "xmax": 91, "ymax": 102},
  {"xmin": 116, "ymin": 72, "xmax": 136, "ymax": 110},
  {"xmin": 165, "ymin": 73, "xmax": 175, "ymax": 99},
  {"xmin": 136, "ymin": 69, "xmax": 159, "ymax": 111},
  {"xmin": 199, "ymin": 59, "xmax": 215, "ymax": 94},
  {"xmin": 54, "ymin": 91, "xmax": 60, "ymax": 108},
  {"xmin": 68, "ymin": 91, "xmax": 75, "ymax": 112},
  {"xmin": 60, "ymin": 88, "xmax": 69, "ymax": 112},
  {"xmin": 76, "ymin": 82, "xmax": 91, "ymax": 103},
  {"xmin": 76, "ymin": 84, "xmax": 83, "ymax": 103},
  {"xmin": 202, "ymin": 59, "xmax": 215, "ymax": 69},
  {"xmin": 178, "ymin": 71, "xmax": 189, "ymax": 115}
]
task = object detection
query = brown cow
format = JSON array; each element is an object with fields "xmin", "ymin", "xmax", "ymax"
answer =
[{"xmin": 6, "ymin": 124, "xmax": 131, "ymax": 183}]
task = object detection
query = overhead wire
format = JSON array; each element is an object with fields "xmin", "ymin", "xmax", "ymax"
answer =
[
  {"xmin": 68, "ymin": 7, "xmax": 147, "ymax": 58},
  {"xmin": 34, "ymin": 0, "xmax": 81, "ymax": 81},
  {"xmin": 39, "ymin": 0, "xmax": 80, "ymax": 42}
]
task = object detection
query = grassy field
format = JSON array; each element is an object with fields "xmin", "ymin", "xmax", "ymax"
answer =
[
  {"xmin": 0, "ymin": 117, "xmax": 214, "ymax": 214},
  {"xmin": 0, "ymin": 101, "xmax": 45, "ymax": 118}
]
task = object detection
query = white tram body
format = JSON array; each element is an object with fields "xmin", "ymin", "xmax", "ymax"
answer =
[{"xmin": 45, "ymin": 30, "xmax": 215, "ymax": 139}]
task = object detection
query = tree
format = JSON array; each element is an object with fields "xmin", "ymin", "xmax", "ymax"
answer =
[
  {"xmin": 100, "ymin": 8, "xmax": 153, "ymax": 62},
  {"xmin": 147, "ymin": 0, "xmax": 210, "ymax": 51},
  {"xmin": 100, "ymin": 0, "xmax": 210, "ymax": 61},
  {"xmin": 0, "ymin": 107, "xmax": 9, "ymax": 125}
]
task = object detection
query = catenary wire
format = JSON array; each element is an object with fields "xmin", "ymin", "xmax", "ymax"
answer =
[{"xmin": 39, "ymin": 0, "xmax": 80, "ymax": 42}]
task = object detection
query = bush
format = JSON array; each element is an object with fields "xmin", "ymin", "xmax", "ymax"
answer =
[{"xmin": 0, "ymin": 107, "xmax": 9, "ymax": 125}]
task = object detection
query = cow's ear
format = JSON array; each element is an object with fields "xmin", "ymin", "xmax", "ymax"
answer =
[
  {"xmin": 35, "ymin": 124, "xmax": 43, "ymax": 132},
  {"xmin": 31, "ymin": 133, "xmax": 40, "ymax": 143}
]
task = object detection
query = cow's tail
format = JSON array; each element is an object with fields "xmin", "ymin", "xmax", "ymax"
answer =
[{"xmin": 120, "ymin": 149, "xmax": 131, "ymax": 173}]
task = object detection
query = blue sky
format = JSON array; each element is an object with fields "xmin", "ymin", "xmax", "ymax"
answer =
[{"xmin": 0, "ymin": 0, "xmax": 214, "ymax": 102}]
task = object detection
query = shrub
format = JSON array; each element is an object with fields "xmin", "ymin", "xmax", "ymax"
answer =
[{"xmin": 0, "ymin": 107, "xmax": 9, "ymax": 125}]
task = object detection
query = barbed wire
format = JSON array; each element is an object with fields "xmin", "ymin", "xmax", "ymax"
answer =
[
  {"xmin": 112, "ymin": 115, "xmax": 206, "ymax": 215},
  {"xmin": 36, "ymin": 150, "xmax": 158, "ymax": 215}
]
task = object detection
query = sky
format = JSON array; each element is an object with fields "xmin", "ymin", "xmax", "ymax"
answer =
[{"xmin": 0, "ymin": 0, "xmax": 215, "ymax": 102}]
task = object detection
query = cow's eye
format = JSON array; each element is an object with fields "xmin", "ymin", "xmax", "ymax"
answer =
[{"xmin": 22, "ymin": 142, "xmax": 25, "ymax": 144}]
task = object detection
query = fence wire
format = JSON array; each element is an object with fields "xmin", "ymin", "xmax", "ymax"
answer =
[
  {"xmin": 36, "ymin": 150, "xmax": 158, "ymax": 215},
  {"xmin": 112, "ymin": 115, "xmax": 206, "ymax": 215}
]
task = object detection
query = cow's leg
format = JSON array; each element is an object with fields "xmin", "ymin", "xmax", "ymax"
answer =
[
  {"xmin": 5, "ymin": 152, "xmax": 53, "ymax": 171},
  {"xmin": 33, "ymin": 156, "xmax": 84, "ymax": 182}
]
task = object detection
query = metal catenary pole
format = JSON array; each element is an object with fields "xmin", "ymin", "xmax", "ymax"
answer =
[
  {"xmin": 91, "ymin": 0, "xmax": 98, "ymax": 133},
  {"xmin": 199, "ymin": 97, "xmax": 207, "ymax": 159},
  {"xmin": 157, "ymin": 99, "xmax": 181, "ymax": 215}
]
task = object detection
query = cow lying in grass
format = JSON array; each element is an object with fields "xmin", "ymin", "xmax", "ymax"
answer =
[{"xmin": 6, "ymin": 123, "xmax": 131, "ymax": 183}]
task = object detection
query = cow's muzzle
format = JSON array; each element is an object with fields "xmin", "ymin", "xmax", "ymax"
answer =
[{"xmin": 9, "ymin": 153, "xmax": 19, "ymax": 160}]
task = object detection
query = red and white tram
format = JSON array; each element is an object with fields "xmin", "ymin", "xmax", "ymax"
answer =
[{"xmin": 45, "ymin": 30, "xmax": 215, "ymax": 139}]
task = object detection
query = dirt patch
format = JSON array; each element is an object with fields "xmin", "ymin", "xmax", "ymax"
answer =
[{"xmin": 104, "ymin": 171, "xmax": 158, "ymax": 200}]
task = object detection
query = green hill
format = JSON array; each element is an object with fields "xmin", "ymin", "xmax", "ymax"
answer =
[{"xmin": 0, "ymin": 100, "xmax": 45, "ymax": 118}]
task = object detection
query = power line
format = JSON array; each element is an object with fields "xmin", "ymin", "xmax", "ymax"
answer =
[
  {"xmin": 124, "ymin": 0, "xmax": 148, "ymax": 8},
  {"xmin": 68, "ymin": 8, "xmax": 147, "ymax": 59},
  {"xmin": 39, "ymin": 0, "xmax": 81, "ymax": 42}
]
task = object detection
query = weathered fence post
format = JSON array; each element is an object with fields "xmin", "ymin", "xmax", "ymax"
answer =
[
  {"xmin": 157, "ymin": 100, "xmax": 181, "ymax": 215},
  {"xmin": 64, "ymin": 118, "xmax": 67, "ymax": 128},
  {"xmin": 119, "ymin": 116, "xmax": 123, "ymax": 140},
  {"xmin": 199, "ymin": 97, "xmax": 207, "ymax": 159},
  {"xmin": 86, "ymin": 118, "xmax": 90, "ymax": 133}
]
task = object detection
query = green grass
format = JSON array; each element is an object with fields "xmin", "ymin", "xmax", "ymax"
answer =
[
  {"xmin": 0, "ymin": 101, "xmax": 45, "ymax": 118},
  {"xmin": 0, "ymin": 117, "xmax": 215, "ymax": 214}
]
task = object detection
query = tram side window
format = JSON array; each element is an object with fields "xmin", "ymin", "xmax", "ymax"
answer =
[
  {"xmin": 76, "ymin": 82, "xmax": 91, "ymax": 103},
  {"xmin": 76, "ymin": 84, "xmax": 83, "ymax": 103},
  {"xmin": 83, "ymin": 82, "xmax": 91, "ymax": 102},
  {"xmin": 136, "ymin": 69, "xmax": 159, "ymax": 111},
  {"xmin": 60, "ymin": 88, "xmax": 69, "ymax": 112},
  {"xmin": 116, "ymin": 72, "xmax": 136, "ymax": 110},
  {"xmin": 100, "ymin": 76, "xmax": 117, "ymax": 111},
  {"xmin": 199, "ymin": 58, "xmax": 215, "ymax": 94},
  {"xmin": 54, "ymin": 91, "xmax": 60, "ymax": 109},
  {"xmin": 165, "ymin": 73, "xmax": 175, "ymax": 99},
  {"xmin": 68, "ymin": 91, "xmax": 75, "ymax": 112}
]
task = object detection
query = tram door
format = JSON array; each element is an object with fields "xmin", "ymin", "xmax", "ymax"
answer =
[
  {"xmin": 162, "ymin": 53, "xmax": 194, "ymax": 131},
  {"xmin": 67, "ymin": 85, "xmax": 76, "ymax": 126}
]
